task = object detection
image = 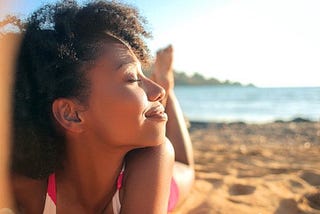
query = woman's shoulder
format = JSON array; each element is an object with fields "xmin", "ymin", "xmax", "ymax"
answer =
[{"xmin": 11, "ymin": 174, "xmax": 47, "ymax": 213}]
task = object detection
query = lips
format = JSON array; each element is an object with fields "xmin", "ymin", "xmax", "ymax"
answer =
[{"xmin": 145, "ymin": 104, "xmax": 168, "ymax": 121}]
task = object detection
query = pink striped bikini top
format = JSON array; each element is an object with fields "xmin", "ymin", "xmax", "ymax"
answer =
[{"xmin": 43, "ymin": 170, "xmax": 179, "ymax": 213}]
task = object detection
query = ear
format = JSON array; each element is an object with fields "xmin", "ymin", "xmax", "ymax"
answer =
[{"xmin": 52, "ymin": 98, "xmax": 85, "ymax": 133}]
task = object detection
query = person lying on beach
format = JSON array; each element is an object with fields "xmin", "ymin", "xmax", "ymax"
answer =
[{"xmin": 8, "ymin": 1, "xmax": 194, "ymax": 213}]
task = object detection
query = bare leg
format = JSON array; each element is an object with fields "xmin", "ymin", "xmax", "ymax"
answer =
[
  {"xmin": 151, "ymin": 45, "xmax": 195, "ymax": 209},
  {"xmin": 165, "ymin": 92, "xmax": 194, "ymax": 166},
  {"xmin": 151, "ymin": 45, "xmax": 194, "ymax": 166},
  {"xmin": 151, "ymin": 45, "xmax": 174, "ymax": 107}
]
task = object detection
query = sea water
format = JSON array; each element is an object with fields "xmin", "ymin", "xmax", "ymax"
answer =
[{"xmin": 174, "ymin": 86, "xmax": 320, "ymax": 123}]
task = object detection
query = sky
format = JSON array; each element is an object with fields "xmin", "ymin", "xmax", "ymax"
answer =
[{"xmin": 1, "ymin": 0, "xmax": 319, "ymax": 87}]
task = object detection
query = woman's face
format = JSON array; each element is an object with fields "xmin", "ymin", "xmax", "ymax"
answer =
[{"xmin": 80, "ymin": 42, "xmax": 167, "ymax": 149}]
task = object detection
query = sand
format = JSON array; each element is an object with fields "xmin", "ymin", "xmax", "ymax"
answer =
[{"xmin": 172, "ymin": 120, "xmax": 320, "ymax": 214}]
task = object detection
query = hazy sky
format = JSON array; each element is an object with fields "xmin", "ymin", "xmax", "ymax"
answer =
[{"xmin": 1, "ymin": 0, "xmax": 319, "ymax": 87}]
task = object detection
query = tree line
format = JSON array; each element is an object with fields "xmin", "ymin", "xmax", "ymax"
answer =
[{"xmin": 173, "ymin": 71, "xmax": 254, "ymax": 87}]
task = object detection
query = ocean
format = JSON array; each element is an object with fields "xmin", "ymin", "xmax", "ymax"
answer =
[{"xmin": 174, "ymin": 86, "xmax": 320, "ymax": 123}]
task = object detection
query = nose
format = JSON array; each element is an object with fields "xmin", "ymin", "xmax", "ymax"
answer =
[{"xmin": 143, "ymin": 78, "xmax": 166, "ymax": 102}]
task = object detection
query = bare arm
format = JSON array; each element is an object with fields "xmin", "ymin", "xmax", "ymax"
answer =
[{"xmin": 121, "ymin": 139, "xmax": 175, "ymax": 213}]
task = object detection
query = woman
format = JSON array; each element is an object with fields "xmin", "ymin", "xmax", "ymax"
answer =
[{"xmin": 10, "ymin": 1, "xmax": 194, "ymax": 213}]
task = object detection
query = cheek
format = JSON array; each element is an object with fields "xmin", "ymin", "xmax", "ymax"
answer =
[
  {"xmin": 87, "ymin": 86, "xmax": 149, "ymax": 144},
  {"xmin": 113, "ymin": 86, "xmax": 148, "ymax": 122}
]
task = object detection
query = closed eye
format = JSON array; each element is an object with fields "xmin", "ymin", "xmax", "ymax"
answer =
[
  {"xmin": 128, "ymin": 78, "xmax": 142, "ymax": 83},
  {"xmin": 121, "ymin": 61, "xmax": 143, "ymax": 84}
]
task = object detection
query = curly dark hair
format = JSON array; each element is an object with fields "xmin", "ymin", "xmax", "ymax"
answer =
[{"xmin": 9, "ymin": 0, "xmax": 152, "ymax": 179}]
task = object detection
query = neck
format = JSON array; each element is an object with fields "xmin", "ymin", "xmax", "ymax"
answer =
[{"xmin": 56, "ymin": 135, "xmax": 128, "ymax": 212}]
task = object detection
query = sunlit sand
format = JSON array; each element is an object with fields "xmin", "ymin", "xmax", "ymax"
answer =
[{"xmin": 172, "ymin": 120, "xmax": 320, "ymax": 214}]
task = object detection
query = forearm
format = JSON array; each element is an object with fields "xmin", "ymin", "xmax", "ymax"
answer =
[
  {"xmin": 121, "ymin": 139, "xmax": 175, "ymax": 213},
  {"xmin": 165, "ymin": 91, "xmax": 194, "ymax": 167}
]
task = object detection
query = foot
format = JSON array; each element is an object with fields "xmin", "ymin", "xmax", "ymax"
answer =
[{"xmin": 151, "ymin": 45, "xmax": 174, "ymax": 106}]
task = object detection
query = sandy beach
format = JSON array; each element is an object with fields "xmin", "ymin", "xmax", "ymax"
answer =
[{"xmin": 173, "ymin": 120, "xmax": 320, "ymax": 214}]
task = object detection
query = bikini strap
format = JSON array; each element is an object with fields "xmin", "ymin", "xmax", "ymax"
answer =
[
  {"xmin": 43, "ymin": 173, "xmax": 56, "ymax": 214},
  {"xmin": 117, "ymin": 163, "xmax": 125, "ymax": 189},
  {"xmin": 113, "ymin": 163, "xmax": 126, "ymax": 214},
  {"xmin": 47, "ymin": 173, "xmax": 56, "ymax": 204}
]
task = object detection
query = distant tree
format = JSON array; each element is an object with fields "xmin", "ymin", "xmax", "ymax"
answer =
[
  {"xmin": 173, "ymin": 71, "xmax": 254, "ymax": 87},
  {"xmin": 174, "ymin": 71, "xmax": 190, "ymax": 85},
  {"xmin": 207, "ymin": 77, "xmax": 220, "ymax": 85},
  {"xmin": 145, "ymin": 67, "xmax": 254, "ymax": 87}
]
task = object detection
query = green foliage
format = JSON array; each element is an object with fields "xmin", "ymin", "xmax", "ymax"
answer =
[{"xmin": 174, "ymin": 71, "xmax": 254, "ymax": 87}]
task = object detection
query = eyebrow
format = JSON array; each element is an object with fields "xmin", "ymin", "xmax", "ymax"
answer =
[{"xmin": 115, "ymin": 59, "xmax": 138, "ymax": 71}]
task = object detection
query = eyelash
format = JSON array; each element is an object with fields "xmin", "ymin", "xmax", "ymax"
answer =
[{"xmin": 128, "ymin": 78, "xmax": 142, "ymax": 83}]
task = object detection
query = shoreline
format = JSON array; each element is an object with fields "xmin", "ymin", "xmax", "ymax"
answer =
[
  {"xmin": 189, "ymin": 117, "xmax": 319, "ymax": 126},
  {"xmin": 173, "ymin": 117, "xmax": 320, "ymax": 213}
]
